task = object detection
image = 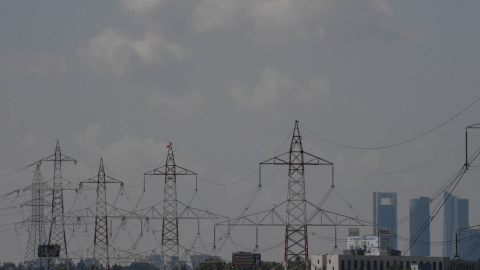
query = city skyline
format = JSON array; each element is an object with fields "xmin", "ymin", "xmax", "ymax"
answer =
[{"xmin": 0, "ymin": 0, "xmax": 480, "ymax": 264}]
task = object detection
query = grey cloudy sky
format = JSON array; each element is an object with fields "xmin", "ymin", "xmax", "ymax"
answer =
[{"xmin": 1, "ymin": 0, "xmax": 480, "ymax": 264}]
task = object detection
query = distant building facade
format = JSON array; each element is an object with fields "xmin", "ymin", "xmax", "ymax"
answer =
[
  {"xmin": 410, "ymin": 197, "xmax": 430, "ymax": 256},
  {"xmin": 311, "ymin": 254, "xmax": 480, "ymax": 270},
  {"xmin": 458, "ymin": 228, "xmax": 480, "ymax": 261},
  {"xmin": 443, "ymin": 191, "xmax": 470, "ymax": 258},
  {"xmin": 373, "ymin": 192, "xmax": 397, "ymax": 250}
]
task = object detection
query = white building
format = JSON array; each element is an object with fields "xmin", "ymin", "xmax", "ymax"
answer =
[
  {"xmin": 346, "ymin": 236, "xmax": 380, "ymax": 256},
  {"xmin": 310, "ymin": 254, "xmax": 480, "ymax": 270}
]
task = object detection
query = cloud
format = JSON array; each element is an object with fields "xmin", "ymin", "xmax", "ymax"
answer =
[
  {"xmin": 191, "ymin": 0, "xmax": 247, "ymax": 33},
  {"xmin": 7, "ymin": 52, "xmax": 70, "ymax": 76},
  {"xmin": 251, "ymin": 0, "xmax": 326, "ymax": 40},
  {"xmin": 229, "ymin": 67, "xmax": 330, "ymax": 111},
  {"xmin": 192, "ymin": 0, "xmax": 394, "ymax": 41},
  {"xmin": 73, "ymin": 123, "xmax": 169, "ymax": 181},
  {"xmin": 147, "ymin": 90, "xmax": 205, "ymax": 121},
  {"xmin": 79, "ymin": 28, "xmax": 190, "ymax": 77},
  {"xmin": 230, "ymin": 67, "xmax": 290, "ymax": 110},
  {"xmin": 120, "ymin": 0, "xmax": 162, "ymax": 16}
]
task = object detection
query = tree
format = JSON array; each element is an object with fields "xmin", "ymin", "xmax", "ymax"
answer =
[
  {"xmin": 196, "ymin": 260, "xmax": 226, "ymax": 270},
  {"xmin": 259, "ymin": 261, "xmax": 282, "ymax": 270}
]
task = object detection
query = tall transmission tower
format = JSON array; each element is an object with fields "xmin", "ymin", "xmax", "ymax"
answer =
[
  {"xmin": 34, "ymin": 140, "xmax": 76, "ymax": 268},
  {"xmin": 144, "ymin": 143, "xmax": 196, "ymax": 270},
  {"xmin": 80, "ymin": 158, "xmax": 123, "ymax": 270},
  {"xmin": 215, "ymin": 120, "xmax": 373, "ymax": 270},
  {"xmin": 23, "ymin": 164, "xmax": 49, "ymax": 269},
  {"xmin": 260, "ymin": 120, "xmax": 333, "ymax": 263}
]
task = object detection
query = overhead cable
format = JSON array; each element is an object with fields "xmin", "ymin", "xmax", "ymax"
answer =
[{"xmin": 300, "ymin": 95, "xmax": 480, "ymax": 150}]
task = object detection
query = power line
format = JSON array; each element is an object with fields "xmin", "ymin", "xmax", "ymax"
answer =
[{"xmin": 300, "ymin": 95, "xmax": 480, "ymax": 150}]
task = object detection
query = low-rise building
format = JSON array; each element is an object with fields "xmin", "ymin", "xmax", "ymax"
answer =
[{"xmin": 311, "ymin": 254, "xmax": 480, "ymax": 270}]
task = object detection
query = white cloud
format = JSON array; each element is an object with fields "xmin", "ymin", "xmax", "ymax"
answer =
[
  {"xmin": 73, "ymin": 123, "xmax": 169, "ymax": 181},
  {"xmin": 296, "ymin": 76, "xmax": 331, "ymax": 105},
  {"xmin": 192, "ymin": 0, "xmax": 247, "ymax": 33},
  {"xmin": 229, "ymin": 67, "xmax": 330, "ymax": 110},
  {"xmin": 192, "ymin": 0, "xmax": 395, "ymax": 42},
  {"xmin": 147, "ymin": 90, "xmax": 205, "ymax": 121},
  {"xmin": 79, "ymin": 28, "xmax": 190, "ymax": 77},
  {"xmin": 251, "ymin": 0, "xmax": 327, "ymax": 40},
  {"xmin": 120, "ymin": 0, "xmax": 162, "ymax": 16},
  {"xmin": 230, "ymin": 67, "xmax": 290, "ymax": 109},
  {"xmin": 370, "ymin": 0, "xmax": 393, "ymax": 19},
  {"xmin": 73, "ymin": 123, "xmax": 103, "ymax": 161},
  {"xmin": 8, "ymin": 52, "xmax": 70, "ymax": 76}
]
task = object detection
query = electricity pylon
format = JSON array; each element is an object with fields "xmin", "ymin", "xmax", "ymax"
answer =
[
  {"xmin": 144, "ymin": 143, "xmax": 196, "ymax": 270},
  {"xmin": 215, "ymin": 120, "xmax": 374, "ymax": 269},
  {"xmin": 80, "ymin": 158, "xmax": 123, "ymax": 270},
  {"xmin": 23, "ymin": 164, "xmax": 49, "ymax": 269},
  {"xmin": 260, "ymin": 120, "xmax": 333, "ymax": 263},
  {"xmin": 33, "ymin": 140, "xmax": 76, "ymax": 269}
]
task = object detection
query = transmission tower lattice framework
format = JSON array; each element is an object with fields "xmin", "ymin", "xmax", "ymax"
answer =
[
  {"xmin": 33, "ymin": 140, "xmax": 76, "ymax": 268},
  {"xmin": 144, "ymin": 143, "xmax": 196, "ymax": 270},
  {"xmin": 260, "ymin": 120, "xmax": 333, "ymax": 263},
  {"xmin": 80, "ymin": 158, "xmax": 123, "ymax": 270},
  {"xmin": 23, "ymin": 163, "xmax": 49, "ymax": 268}
]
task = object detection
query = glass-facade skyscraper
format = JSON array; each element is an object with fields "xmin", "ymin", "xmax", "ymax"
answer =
[
  {"xmin": 409, "ymin": 197, "xmax": 430, "ymax": 256},
  {"xmin": 443, "ymin": 191, "xmax": 469, "ymax": 258},
  {"xmin": 373, "ymin": 192, "xmax": 397, "ymax": 250},
  {"xmin": 458, "ymin": 228, "xmax": 480, "ymax": 261}
]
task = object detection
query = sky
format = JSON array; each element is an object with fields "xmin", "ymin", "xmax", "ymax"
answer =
[{"xmin": 1, "ymin": 0, "xmax": 480, "ymax": 265}]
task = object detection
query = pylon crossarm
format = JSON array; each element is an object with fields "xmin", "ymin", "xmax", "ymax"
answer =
[
  {"xmin": 106, "ymin": 203, "xmax": 147, "ymax": 219},
  {"xmin": 261, "ymin": 151, "xmax": 332, "ymax": 166},
  {"xmin": 28, "ymin": 154, "xmax": 77, "ymax": 168},
  {"xmin": 22, "ymin": 181, "xmax": 51, "ymax": 191},
  {"xmin": 215, "ymin": 201, "xmax": 288, "ymax": 226},
  {"xmin": 302, "ymin": 152, "xmax": 333, "ymax": 165},
  {"xmin": 66, "ymin": 205, "xmax": 97, "ymax": 218},
  {"xmin": 64, "ymin": 203, "xmax": 143, "ymax": 220},
  {"xmin": 80, "ymin": 175, "xmax": 124, "ymax": 185},
  {"xmin": 63, "ymin": 216, "xmax": 93, "ymax": 226},
  {"xmin": 21, "ymin": 197, "xmax": 50, "ymax": 207},
  {"xmin": 177, "ymin": 201, "xmax": 228, "ymax": 219},
  {"xmin": 128, "ymin": 203, "xmax": 164, "ymax": 219},
  {"xmin": 467, "ymin": 123, "xmax": 480, "ymax": 129},
  {"xmin": 306, "ymin": 200, "xmax": 373, "ymax": 226},
  {"xmin": 260, "ymin": 152, "xmax": 290, "ymax": 165},
  {"xmin": 144, "ymin": 164, "xmax": 196, "ymax": 176}
]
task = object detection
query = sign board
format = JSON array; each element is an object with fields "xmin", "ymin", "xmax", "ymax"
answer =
[{"xmin": 232, "ymin": 252, "xmax": 261, "ymax": 268}]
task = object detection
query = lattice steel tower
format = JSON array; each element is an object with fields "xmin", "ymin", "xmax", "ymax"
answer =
[
  {"xmin": 260, "ymin": 120, "xmax": 332, "ymax": 264},
  {"xmin": 145, "ymin": 143, "xmax": 196, "ymax": 270},
  {"xmin": 36, "ymin": 140, "xmax": 76, "ymax": 268},
  {"xmin": 23, "ymin": 163, "xmax": 48, "ymax": 268},
  {"xmin": 80, "ymin": 158, "xmax": 123, "ymax": 270}
]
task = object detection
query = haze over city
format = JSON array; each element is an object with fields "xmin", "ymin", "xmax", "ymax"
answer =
[{"xmin": 0, "ymin": 0, "xmax": 480, "ymax": 266}]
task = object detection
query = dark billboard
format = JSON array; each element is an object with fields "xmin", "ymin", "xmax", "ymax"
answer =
[{"xmin": 232, "ymin": 253, "xmax": 261, "ymax": 269}]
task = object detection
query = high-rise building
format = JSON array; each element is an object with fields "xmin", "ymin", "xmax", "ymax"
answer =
[
  {"xmin": 443, "ymin": 191, "xmax": 470, "ymax": 258},
  {"xmin": 373, "ymin": 192, "xmax": 397, "ymax": 250},
  {"xmin": 409, "ymin": 197, "xmax": 430, "ymax": 256},
  {"xmin": 458, "ymin": 228, "xmax": 480, "ymax": 261}
]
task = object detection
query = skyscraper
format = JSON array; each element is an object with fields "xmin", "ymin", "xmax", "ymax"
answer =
[
  {"xmin": 373, "ymin": 192, "xmax": 397, "ymax": 250},
  {"xmin": 409, "ymin": 197, "xmax": 430, "ymax": 256},
  {"xmin": 443, "ymin": 191, "xmax": 469, "ymax": 258},
  {"xmin": 458, "ymin": 228, "xmax": 480, "ymax": 261}
]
